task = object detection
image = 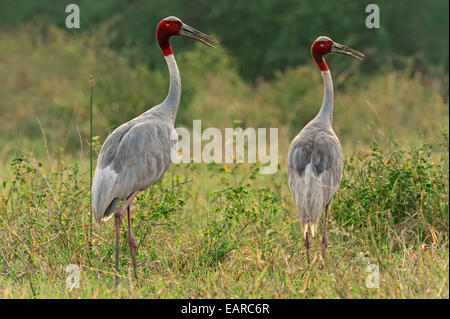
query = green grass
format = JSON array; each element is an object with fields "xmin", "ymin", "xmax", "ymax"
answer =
[{"xmin": 0, "ymin": 133, "xmax": 448, "ymax": 298}]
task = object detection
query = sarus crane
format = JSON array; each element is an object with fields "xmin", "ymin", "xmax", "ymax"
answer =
[
  {"xmin": 91, "ymin": 16, "xmax": 217, "ymax": 285},
  {"xmin": 287, "ymin": 36, "xmax": 364, "ymax": 263}
]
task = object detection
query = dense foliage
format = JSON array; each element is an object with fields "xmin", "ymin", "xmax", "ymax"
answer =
[{"xmin": 0, "ymin": 0, "xmax": 448, "ymax": 80}]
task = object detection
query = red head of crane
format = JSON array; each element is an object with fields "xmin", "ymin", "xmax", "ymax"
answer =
[
  {"xmin": 91, "ymin": 16, "xmax": 217, "ymax": 286},
  {"xmin": 311, "ymin": 37, "xmax": 364, "ymax": 71},
  {"xmin": 287, "ymin": 36, "xmax": 364, "ymax": 264},
  {"xmin": 157, "ymin": 17, "xmax": 215, "ymax": 56}
]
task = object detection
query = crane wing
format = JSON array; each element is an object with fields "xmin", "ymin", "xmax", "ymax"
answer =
[
  {"xmin": 97, "ymin": 120, "xmax": 138, "ymax": 170},
  {"xmin": 288, "ymin": 128, "xmax": 343, "ymax": 206},
  {"xmin": 112, "ymin": 121, "xmax": 174, "ymax": 195},
  {"xmin": 92, "ymin": 119, "xmax": 175, "ymax": 222}
]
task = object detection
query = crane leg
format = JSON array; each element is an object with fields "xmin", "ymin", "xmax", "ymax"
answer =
[
  {"xmin": 112, "ymin": 190, "xmax": 140, "ymax": 287},
  {"xmin": 114, "ymin": 214, "xmax": 121, "ymax": 287},
  {"xmin": 127, "ymin": 204, "xmax": 138, "ymax": 281},
  {"xmin": 322, "ymin": 203, "xmax": 330, "ymax": 250},
  {"xmin": 305, "ymin": 230, "xmax": 310, "ymax": 265}
]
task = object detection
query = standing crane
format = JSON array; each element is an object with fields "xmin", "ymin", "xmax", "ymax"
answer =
[
  {"xmin": 287, "ymin": 36, "xmax": 364, "ymax": 264},
  {"xmin": 91, "ymin": 16, "xmax": 217, "ymax": 285}
]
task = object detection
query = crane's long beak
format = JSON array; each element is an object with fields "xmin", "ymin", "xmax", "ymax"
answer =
[
  {"xmin": 179, "ymin": 23, "xmax": 218, "ymax": 48},
  {"xmin": 331, "ymin": 42, "xmax": 365, "ymax": 61}
]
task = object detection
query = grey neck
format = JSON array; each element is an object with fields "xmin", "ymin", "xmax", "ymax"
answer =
[
  {"xmin": 159, "ymin": 54, "xmax": 181, "ymax": 123},
  {"xmin": 315, "ymin": 70, "xmax": 334, "ymax": 126}
]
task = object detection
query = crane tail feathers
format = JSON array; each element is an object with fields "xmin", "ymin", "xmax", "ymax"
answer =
[
  {"xmin": 311, "ymin": 222, "xmax": 317, "ymax": 237},
  {"xmin": 91, "ymin": 166, "xmax": 120, "ymax": 223},
  {"xmin": 103, "ymin": 198, "xmax": 120, "ymax": 220},
  {"xmin": 302, "ymin": 223, "xmax": 308, "ymax": 238},
  {"xmin": 302, "ymin": 222, "xmax": 318, "ymax": 238}
]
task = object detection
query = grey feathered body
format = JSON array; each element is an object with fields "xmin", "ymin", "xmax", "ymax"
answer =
[
  {"xmin": 92, "ymin": 54, "xmax": 180, "ymax": 222},
  {"xmin": 287, "ymin": 70, "xmax": 343, "ymax": 236},
  {"xmin": 92, "ymin": 108, "xmax": 176, "ymax": 222}
]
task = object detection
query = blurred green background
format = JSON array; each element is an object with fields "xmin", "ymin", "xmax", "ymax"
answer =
[
  {"xmin": 0, "ymin": 0, "xmax": 448, "ymax": 170},
  {"xmin": 1, "ymin": 0, "xmax": 448, "ymax": 80}
]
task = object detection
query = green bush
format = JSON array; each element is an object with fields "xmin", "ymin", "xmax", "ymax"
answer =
[{"xmin": 335, "ymin": 130, "xmax": 449, "ymax": 250}]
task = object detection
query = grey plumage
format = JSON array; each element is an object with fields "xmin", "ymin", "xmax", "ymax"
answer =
[
  {"xmin": 91, "ymin": 16, "xmax": 217, "ymax": 285},
  {"xmin": 287, "ymin": 36, "xmax": 363, "ymax": 253},
  {"xmin": 91, "ymin": 54, "xmax": 180, "ymax": 223},
  {"xmin": 287, "ymin": 68, "xmax": 342, "ymax": 239},
  {"xmin": 287, "ymin": 118, "xmax": 343, "ymax": 237},
  {"xmin": 92, "ymin": 114, "xmax": 175, "ymax": 222}
]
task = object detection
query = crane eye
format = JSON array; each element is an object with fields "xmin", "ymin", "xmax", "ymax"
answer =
[
  {"xmin": 320, "ymin": 43, "xmax": 324, "ymax": 47},
  {"xmin": 165, "ymin": 23, "xmax": 170, "ymax": 27}
]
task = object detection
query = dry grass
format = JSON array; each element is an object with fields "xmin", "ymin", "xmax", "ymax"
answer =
[{"xmin": 0, "ymin": 136, "xmax": 448, "ymax": 298}]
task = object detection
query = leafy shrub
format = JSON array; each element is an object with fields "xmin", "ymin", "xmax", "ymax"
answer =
[{"xmin": 335, "ymin": 130, "xmax": 449, "ymax": 250}]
